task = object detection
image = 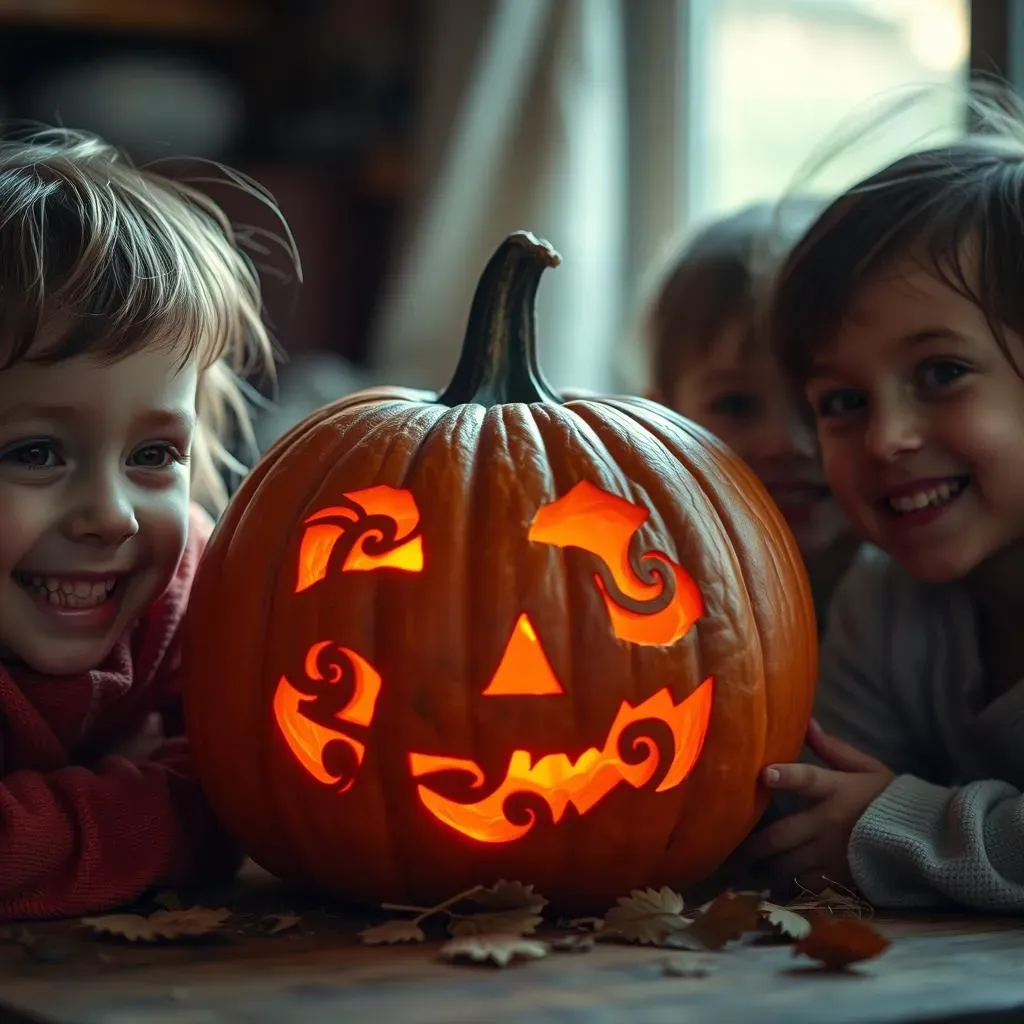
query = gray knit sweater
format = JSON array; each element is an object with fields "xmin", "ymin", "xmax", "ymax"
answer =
[{"xmin": 815, "ymin": 545, "xmax": 1024, "ymax": 911}]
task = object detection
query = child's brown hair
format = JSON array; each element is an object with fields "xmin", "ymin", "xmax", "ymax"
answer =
[
  {"xmin": 645, "ymin": 199, "xmax": 821, "ymax": 399},
  {"xmin": 771, "ymin": 88, "xmax": 1024, "ymax": 393},
  {"xmin": 0, "ymin": 125, "xmax": 294, "ymax": 511}
]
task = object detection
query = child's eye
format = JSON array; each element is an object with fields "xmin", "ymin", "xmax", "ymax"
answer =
[
  {"xmin": 0, "ymin": 441, "xmax": 62, "ymax": 470},
  {"xmin": 130, "ymin": 443, "xmax": 187, "ymax": 470},
  {"xmin": 814, "ymin": 388, "xmax": 865, "ymax": 419},
  {"xmin": 918, "ymin": 359, "xmax": 969, "ymax": 390},
  {"xmin": 709, "ymin": 392, "xmax": 760, "ymax": 419}
]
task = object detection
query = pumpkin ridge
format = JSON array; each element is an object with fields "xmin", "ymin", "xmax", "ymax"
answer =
[{"xmin": 586, "ymin": 396, "xmax": 816, "ymax": 778}]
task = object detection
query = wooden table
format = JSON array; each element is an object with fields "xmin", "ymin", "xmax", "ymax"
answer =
[{"xmin": 2, "ymin": 863, "xmax": 1024, "ymax": 1024}]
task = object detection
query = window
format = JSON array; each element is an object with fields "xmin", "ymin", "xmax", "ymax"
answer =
[{"xmin": 684, "ymin": 0, "xmax": 971, "ymax": 221}]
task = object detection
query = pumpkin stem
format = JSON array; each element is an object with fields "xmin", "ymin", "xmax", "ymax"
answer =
[{"xmin": 438, "ymin": 231, "xmax": 563, "ymax": 407}]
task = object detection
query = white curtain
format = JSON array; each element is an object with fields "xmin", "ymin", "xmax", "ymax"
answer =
[{"xmin": 368, "ymin": 0, "xmax": 682, "ymax": 396}]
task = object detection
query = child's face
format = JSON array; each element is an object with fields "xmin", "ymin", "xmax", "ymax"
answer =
[
  {"xmin": 806, "ymin": 256, "xmax": 1024, "ymax": 583},
  {"xmin": 0, "ymin": 342, "xmax": 197, "ymax": 675},
  {"xmin": 669, "ymin": 316, "xmax": 847, "ymax": 559}
]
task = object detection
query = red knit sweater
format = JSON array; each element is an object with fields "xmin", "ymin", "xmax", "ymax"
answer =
[{"xmin": 0, "ymin": 503, "xmax": 239, "ymax": 920}]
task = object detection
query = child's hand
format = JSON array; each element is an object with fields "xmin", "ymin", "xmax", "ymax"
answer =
[{"xmin": 743, "ymin": 720, "xmax": 894, "ymax": 892}]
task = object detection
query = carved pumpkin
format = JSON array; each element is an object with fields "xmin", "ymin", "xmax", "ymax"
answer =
[{"xmin": 182, "ymin": 232, "xmax": 817, "ymax": 913}]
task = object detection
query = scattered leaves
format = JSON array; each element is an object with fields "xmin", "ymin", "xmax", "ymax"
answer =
[
  {"xmin": 80, "ymin": 906, "xmax": 231, "ymax": 943},
  {"xmin": 467, "ymin": 880, "xmax": 548, "ymax": 913},
  {"xmin": 759, "ymin": 901, "xmax": 812, "ymax": 941},
  {"xmin": 358, "ymin": 920, "xmax": 426, "ymax": 945},
  {"xmin": 448, "ymin": 907, "xmax": 544, "ymax": 937},
  {"xmin": 261, "ymin": 912, "xmax": 301, "ymax": 935},
  {"xmin": 793, "ymin": 912, "xmax": 890, "ymax": 969},
  {"xmin": 684, "ymin": 891, "xmax": 763, "ymax": 951},
  {"xmin": 550, "ymin": 934, "xmax": 595, "ymax": 953},
  {"xmin": 152, "ymin": 890, "xmax": 182, "ymax": 911},
  {"xmin": 602, "ymin": 886, "xmax": 690, "ymax": 945},
  {"xmin": 439, "ymin": 935, "xmax": 550, "ymax": 968}
]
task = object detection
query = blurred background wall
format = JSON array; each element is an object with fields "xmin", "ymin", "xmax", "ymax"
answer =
[{"xmin": 0, "ymin": 0, "xmax": 1005, "ymax": 447}]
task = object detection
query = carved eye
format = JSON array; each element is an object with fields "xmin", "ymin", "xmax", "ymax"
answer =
[
  {"xmin": 295, "ymin": 485, "xmax": 424, "ymax": 592},
  {"xmin": 529, "ymin": 480, "xmax": 704, "ymax": 646}
]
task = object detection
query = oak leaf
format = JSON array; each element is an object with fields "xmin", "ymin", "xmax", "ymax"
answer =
[
  {"xmin": 602, "ymin": 886, "xmax": 690, "ymax": 945},
  {"xmin": 683, "ymin": 891, "xmax": 763, "ymax": 950},
  {"xmin": 793, "ymin": 913, "xmax": 890, "ymax": 969},
  {"xmin": 358, "ymin": 919, "xmax": 426, "ymax": 945},
  {"xmin": 439, "ymin": 935, "xmax": 549, "ymax": 967},
  {"xmin": 467, "ymin": 880, "xmax": 548, "ymax": 913},
  {"xmin": 448, "ymin": 907, "xmax": 544, "ymax": 937},
  {"xmin": 758, "ymin": 901, "xmax": 811, "ymax": 941},
  {"xmin": 81, "ymin": 906, "xmax": 231, "ymax": 943}
]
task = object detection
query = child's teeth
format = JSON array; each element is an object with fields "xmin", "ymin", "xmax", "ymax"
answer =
[
  {"xmin": 18, "ymin": 575, "xmax": 117, "ymax": 608},
  {"xmin": 888, "ymin": 480, "xmax": 963, "ymax": 514}
]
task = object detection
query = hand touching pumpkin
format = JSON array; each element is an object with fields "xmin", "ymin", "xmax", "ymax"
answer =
[{"xmin": 744, "ymin": 720, "xmax": 894, "ymax": 892}]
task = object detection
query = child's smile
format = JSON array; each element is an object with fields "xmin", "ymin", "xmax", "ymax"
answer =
[
  {"xmin": 807, "ymin": 258, "xmax": 1024, "ymax": 583},
  {"xmin": 14, "ymin": 570, "xmax": 125, "ymax": 626},
  {"xmin": 0, "ymin": 345, "xmax": 197, "ymax": 675}
]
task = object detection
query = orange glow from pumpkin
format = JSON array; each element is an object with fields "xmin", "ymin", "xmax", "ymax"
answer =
[
  {"xmin": 296, "ymin": 485, "xmax": 423, "ymax": 592},
  {"xmin": 482, "ymin": 613, "xmax": 564, "ymax": 696},
  {"xmin": 274, "ymin": 645, "xmax": 383, "ymax": 790},
  {"xmin": 529, "ymin": 481, "xmax": 703, "ymax": 647},
  {"xmin": 409, "ymin": 676, "xmax": 713, "ymax": 843}
]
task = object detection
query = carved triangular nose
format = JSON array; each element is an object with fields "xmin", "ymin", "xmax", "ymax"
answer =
[{"xmin": 482, "ymin": 612, "xmax": 564, "ymax": 696}]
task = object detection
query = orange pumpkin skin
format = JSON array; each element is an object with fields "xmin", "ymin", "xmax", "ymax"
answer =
[{"xmin": 182, "ymin": 233, "xmax": 817, "ymax": 914}]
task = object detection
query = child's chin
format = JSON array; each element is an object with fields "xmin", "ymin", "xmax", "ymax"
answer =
[{"xmin": 10, "ymin": 634, "xmax": 120, "ymax": 677}]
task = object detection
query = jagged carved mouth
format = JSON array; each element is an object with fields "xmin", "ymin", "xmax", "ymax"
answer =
[{"xmin": 274, "ymin": 665, "xmax": 713, "ymax": 844}]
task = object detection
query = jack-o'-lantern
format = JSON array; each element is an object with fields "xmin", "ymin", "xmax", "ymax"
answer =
[{"xmin": 182, "ymin": 232, "xmax": 817, "ymax": 913}]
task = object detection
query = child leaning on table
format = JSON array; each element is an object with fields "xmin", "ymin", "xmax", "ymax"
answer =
[
  {"xmin": 746, "ymin": 92, "xmax": 1024, "ymax": 912},
  {"xmin": 0, "ymin": 126, "xmax": 284, "ymax": 919},
  {"xmin": 642, "ymin": 200, "xmax": 858, "ymax": 633}
]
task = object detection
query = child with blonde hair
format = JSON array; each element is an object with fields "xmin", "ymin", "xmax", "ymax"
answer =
[
  {"xmin": 747, "ymin": 91, "xmax": 1024, "ymax": 910},
  {"xmin": 645, "ymin": 200, "xmax": 856, "ymax": 628},
  {"xmin": 0, "ymin": 126, "xmax": 287, "ymax": 918}
]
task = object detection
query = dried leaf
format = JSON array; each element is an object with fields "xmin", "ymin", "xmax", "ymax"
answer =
[
  {"xmin": 358, "ymin": 920, "xmax": 426, "ymax": 945},
  {"xmin": 439, "ymin": 935, "xmax": 550, "ymax": 968},
  {"xmin": 261, "ymin": 912, "xmax": 301, "ymax": 935},
  {"xmin": 684, "ymin": 891, "xmax": 763, "ymax": 950},
  {"xmin": 448, "ymin": 907, "xmax": 544, "ymax": 937},
  {"xmin": 793, "ymin": 912, "xmax": 890, "ymax": 969},
  {"xmin": 550, "ymin": 934, "xmax": 595, "ymax": 953},
  {"xmin": 467, "ymin": 880, "xmax": 548, "ymax": 913},
  {"xmin": 602, "ymin": 886, "xmax": 690, "ymax": 945},
  {"xmin": 759, "ymin": 901, "xmax": 811, "ymax": 941},
  {"xmin": 152, "ymin": 890, "xmax": 182, "ymax": 911},
  {"xmin": 81, "ymin": 906, "xmax": 231, "ymax": 943},
  {"xmin": 788, "ymin": 882, "xmax": 873, "ymax": 918}
]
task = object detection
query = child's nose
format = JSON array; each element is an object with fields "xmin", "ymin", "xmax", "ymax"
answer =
[
  {"xmin": 63, "ymin": 476, "xmax": 139, "ymax": 547},
  {"xmin": 864, "ymin": 403, "xmax": 923, "ymax": 463}
]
